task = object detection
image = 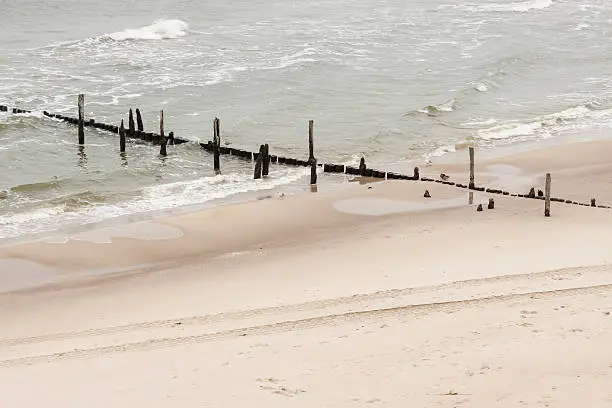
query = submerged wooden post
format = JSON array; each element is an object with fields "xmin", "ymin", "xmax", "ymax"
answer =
[
  {"xmin": 254, "ymin": 144, "xmax": 264, "ymax": 179},
  {"xmin": 160, "ymin": 135, "xmax": 167, "ymax": 156},
  {"xmin": 128, "ymin": 109, "xmax": 135, "ymax": 136},
  {"xmin": 544, "ymin": 173, "xmax": 551, "ymax": 217},
  {"xmin": 213, "ymin": 117, "xmax": 220, "ymax": 172},
  {"xmin": 469, "ymin": 146, "xmax": 475, "ymax": 189},
  {"xmin": 77, "ymin": 94, "xmax": 85, "ymax": 144},
  {"xmin": 308, "ymin": 120, "xmax": 317, "ymax": 185},
  {"xmin": 119, "ymin": 119, "xmax": 126, "ymax": 153},
  {"xmin": 135, "ymin": 108, "xmax": 144, "ymax": 131},
  {"xmin": 359, "ymin": 157, "xmax": 366, "ymax": 176},
  {"xmin": 262, "ymin": 143, "xmax": 270, "ymax": 176}
]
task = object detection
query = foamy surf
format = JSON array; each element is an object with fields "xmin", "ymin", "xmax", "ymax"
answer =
[
  {"xmin": 416, "ymin": 99, "xmax": 457, "ymax": 116},
  {"xmin": 483, "ymin": 0, "xmax": 553, "ymax": 12},
  {"xmin": 0, "ymin": 167, "xmax": 309, "ymax": 240},
  {"xmin": 477, "ymin": 104, "xmax": 612, "ymax": 141},
  {"xmin": 107, "ymin": 19, "xmax": 189, "ymax": 41}
]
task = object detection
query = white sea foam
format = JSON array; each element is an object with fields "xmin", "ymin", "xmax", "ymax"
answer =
[
  {"xmin": 487, "ymin": 0, "xmax": 552, "ymax": 12},
  {"xmin": 107, "ymin": 20, "xmax": 189, "ymax": 41},
  {"xmin": 477, "ymin": 104, "xmax": 612, "ymax": 141},
  {"xmin": 417, "ymin": 99, "xmax": 456, "ymax": 115},
  {"xmin": 439, "ymin": 0, "xmax": 552, "ymax": 12},
  {"xmin": 575, "ymin": 23, "xmax": 590, "ymax": 31},
  {"xmin": 0, "ymin": 168, "xmax": 309, "ymax": 240},
  {"xmin": 478, "ymin": 121, "xmax": 542, "ymax": 140}
]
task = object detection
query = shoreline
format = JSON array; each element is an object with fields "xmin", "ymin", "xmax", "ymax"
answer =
[
  {"xmin": 2, "ymin": 136, "xmax": 612, "ymax": 293},
  {"xmin": 3, "ymin": 126, "xmax": 610, "ymax": 248}
]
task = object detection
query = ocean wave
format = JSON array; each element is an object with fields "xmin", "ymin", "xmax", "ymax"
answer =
[
  {"xmin": 480, "ymin": 0, "xmax": 553, "ymax": 12},
  {"xmin": 416, "ymin": 99, "xmax": 457, "ymax": 116},
  {"xmin": 477, "ymin": 103, "xmax": 612, "ymax": 141},
  {"xmin": 48, "ymin": 190, "xmax": 110, "ymax": 212},
  {"xmin": 475, "ymin": 83, "xmax": 488, "ymax": 92},
  {"xmin": 10, "ymin": 180, "xmax": 60, "ymax": 194},
  {"xmin": 0, "ymin": 168, "xmax": 309, "ymax": 240},
  {"xmin": 444, "ymin": 0, "xmax": 553, "ymax": 13},
  {"xmin": 106, "ymin": 20, "xmax": 189, "ymax": 41}
]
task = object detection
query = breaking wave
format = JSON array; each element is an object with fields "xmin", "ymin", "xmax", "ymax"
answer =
[
  {"xmin": 107, "ymin": 19, "xmax": 189, "ymax": 41},
  {"xmin": 477, "ymin": 103, "xmax": 612, "ymax": 141},
  {"xmin": 416, "ymin": 99, "xmax": 457, "ymax": 116},
  {"xmin": 482, "ymin": 0, "xmax": 553, "ymax": 13}
]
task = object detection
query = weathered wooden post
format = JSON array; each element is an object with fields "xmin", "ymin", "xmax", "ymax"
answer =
[
  {"xmin": 469, "ymin": 146, "xmax": 475, "ymax": 189},
  {"xmin": 262, "ymin": 143, "xmax": 270, "ymax": 176},
  {"xmin": 128, "ymin": 109, "xmax": 135, "ymax": 136},
  {"xmin": 135, "ymin": 108, "xmax": 144, "ymax": 131},
  {"xmin": 544, "ymin": 173, "xmax": 551, "ymax": 217},
  {"xmin": 119, "ymin": 119, "xmax": 126, "ymax": 153},
  {"xmin": 528, "ymin": 187, "xmax": 536, "ymax": 198},
  {"xmin": 359, "ymin": 157, "xmax": 366, "ymax": 176},
  {"xmin": 213, "ymin": 117, "xmax": 220, "ymax": 172},
  {"xmin": 160, "ymin": 135, "xmax": 168, "ymax": 156},
  {"xmin": 488, "ymin": 198, "xmax": 495, "ymax": 209},
  {"xmin": 413, "ymin": 167, "xmax": 420, "ymax": 180},
  {"xmin": 160, "ymin": 110, "xmax": 165, "ymax": 137},
  {"xmin": 308, "ymin": 120, "xmax": 317, "ymax": 185},
  {"xmin": 78, "ymin": 94, "xmax": 85, "ymax": 144},
  {"xmin": 254, "ymin": 144, "xmax": 264, "ymax": 179}
]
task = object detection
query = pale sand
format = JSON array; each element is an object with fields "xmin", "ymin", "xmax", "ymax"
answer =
[{"xmin": 1, "ymin": 140, "xmax": 612, "ymax": 407}]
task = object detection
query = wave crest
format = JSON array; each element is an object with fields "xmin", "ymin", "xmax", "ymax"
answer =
[
  {"xmin": 107, "ymin": 19, "xmax": 189, "ymax": 41},
  {"xmin": 483, "ymin": 0, "xmax": 553, "ymax": 12}
]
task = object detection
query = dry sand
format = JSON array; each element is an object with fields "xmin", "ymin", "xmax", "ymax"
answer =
[{"xmin": 1, "ymin": 140, "xmax": 612, "ymax": 407}]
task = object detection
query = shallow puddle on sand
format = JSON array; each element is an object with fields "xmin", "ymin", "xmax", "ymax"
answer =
[
  {"xmin": 0, "ymin": 259, "xmax": 57, "ymax": 293},
  {"xmin": 334, "ymin": 196, "xmax": 469, "ymax": 216}
]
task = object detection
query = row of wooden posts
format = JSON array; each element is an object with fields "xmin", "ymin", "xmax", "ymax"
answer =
[{"xmin": 2, "ymin": 96, "xmax": 609, "ymax": 216}]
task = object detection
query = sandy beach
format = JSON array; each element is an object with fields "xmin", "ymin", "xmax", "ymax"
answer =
[{"xmin": 1, "ymin": 140, "xmax": 612, "ymax": 407}]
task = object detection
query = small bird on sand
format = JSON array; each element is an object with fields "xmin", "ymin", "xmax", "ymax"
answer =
[{"xmin": 440, "ymin": 173, "xmax": 450, "ymax": 181}]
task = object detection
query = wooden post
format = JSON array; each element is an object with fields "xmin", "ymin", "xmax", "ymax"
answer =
[
  {"xmin": 135, "ymin": 108, "xmax": 144, "ymax": 131},
  {"xmin": 213, "ymin": 117, "xmax": 220, "ymax": 172},
  {"xmin": 544, "ymin": 173, "xmax": 551, "ymax": 217},
  {"xmin": 262, "ymin": 143, "xmax": 270, "ymax": 176},
  {"xmin": 469, "ymin": 146, "xmax": 475, "ymax": 189},
  {"xmin": 159, "ymin": 110, "xmax": 165, "ymax": 139},
  {"xmin": 413, "ymin": 166, "xmax": 420, "ymax": 180},
  {"xmin": 77, "ymin": 94, "xmax": 85, "ymax": 144},
  {"xmin": 488, "ymin": 198, "xmax": 495, "ymax": 209},
  {"xmin": 128, "ymin": 109, "xmax": 135, "ymax": 136},
  {"xmin": 359, "ymin": 157, "xmax": 366, "ymax": 176},
  {"xmin": 254, "ymin": 144, "xmax": 264, "ymax": 179},
  {"xmin": 160, "ymin": 136, "xmax": 167, "ymax": 156},
  {"xmin": 119, "ymin": 119, "xmax": 126, "ymax": 153},
  {"xmin": 168, "ymin": 131, "xmax": 174, "ymax": 147},
  {"xmin": 308, "ymin": 120, "xmax": 317, "ymax": 185}
]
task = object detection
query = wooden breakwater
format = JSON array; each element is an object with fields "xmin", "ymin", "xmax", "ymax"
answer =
[{"xmin": 1, "ymin": 97, "xmax": 610, "ymax": 215}]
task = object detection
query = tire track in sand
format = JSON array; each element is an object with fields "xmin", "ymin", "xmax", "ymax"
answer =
[
  {"xmin": 0, "ymin": 282, "xmax": 611, "ymax": 368},
  {"xmin": 0, "ymin": 264, "xmax": 609, "ymax": 348}
]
